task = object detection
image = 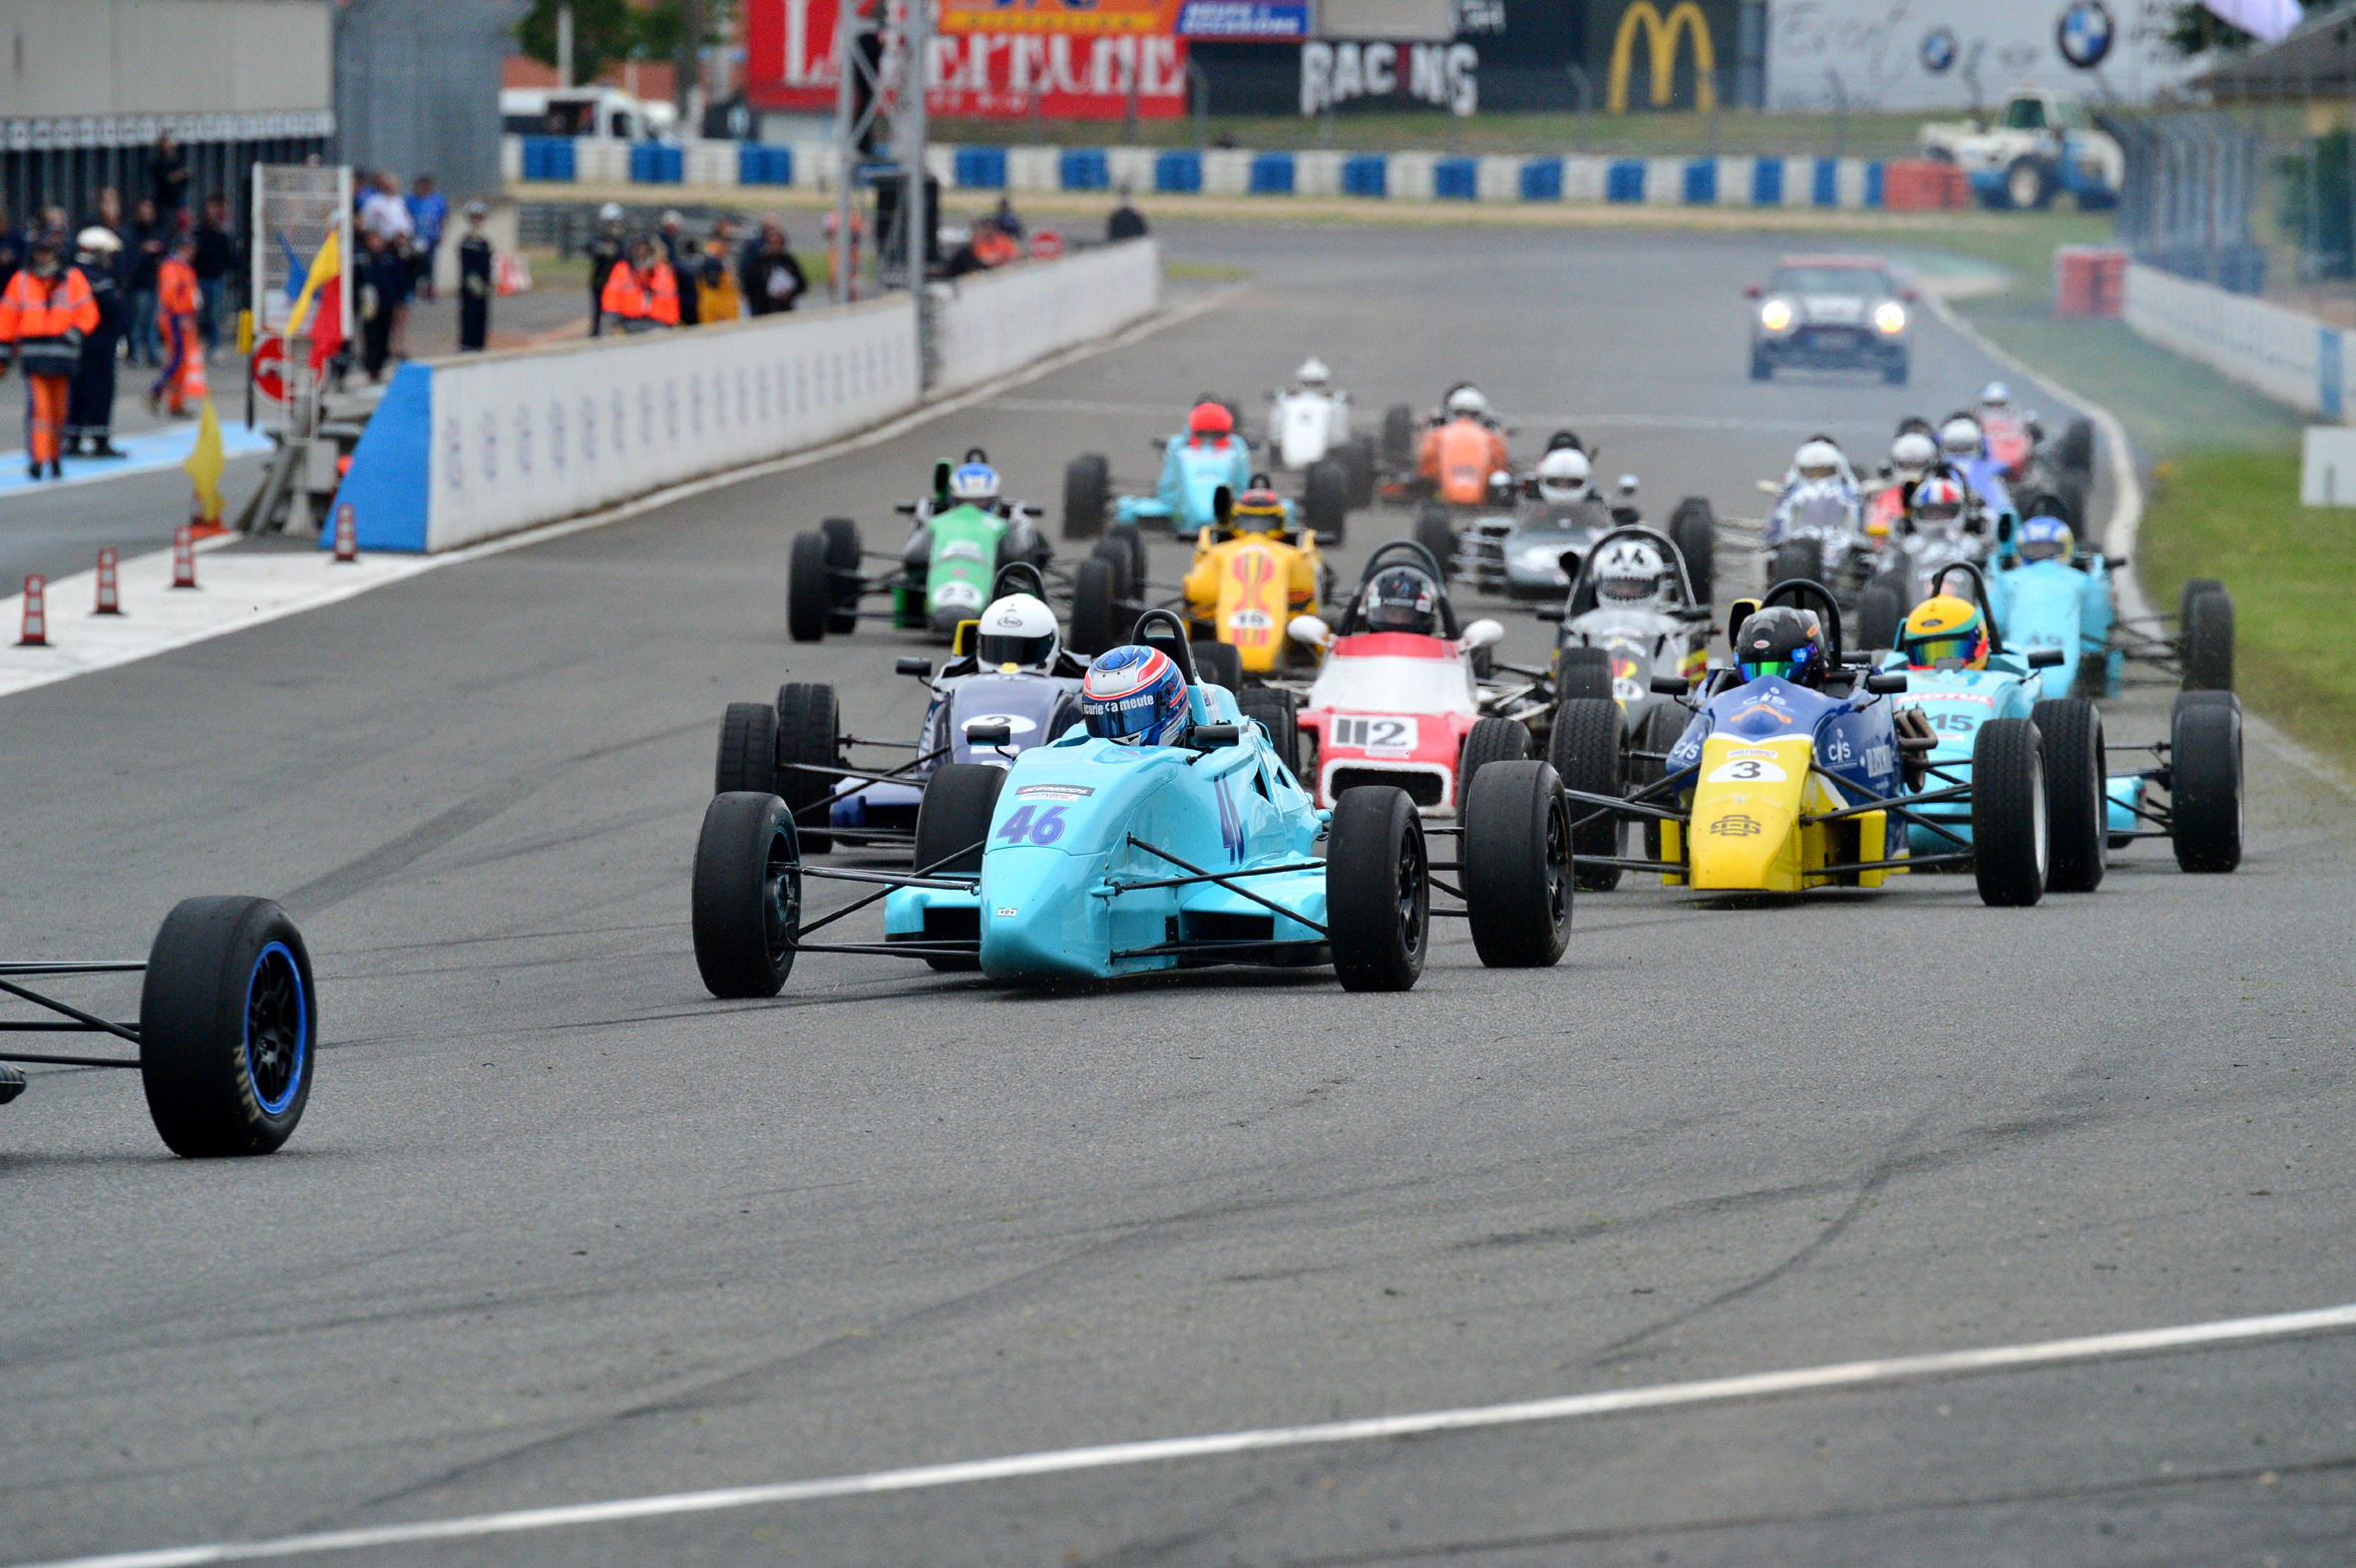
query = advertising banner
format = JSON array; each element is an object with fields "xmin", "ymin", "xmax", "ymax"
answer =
[
  {"xmin": 1176, "ymin": 2, "xmax": 1311, "ymax": 40},
  {"xmin": 1766, "ymin": 0, "xmax": 2197, "ymax": 110},
  {"xmin": 745, "ymin": 0, "xmax": 1189, "ymax": 118},
  {"xmin": 939, "ymin": 0, "xmax": 1178, "ymax": 32},
  {"xmin": 1299, "ymin": 40, "xmax": 1479, "ymax": 115}
]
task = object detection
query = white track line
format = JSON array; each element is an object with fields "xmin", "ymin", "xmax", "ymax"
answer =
[
  {"xmin": 0, "ymin": 286, "xmax": 1241, "ymax": 705},
  {"xmin": 18, "ymin": 1300, "xmax": 2356, "ymax": 1568},
  {"xmin": 1925, "ymin": 290, "xmax": 2356, "ymax": 801}
]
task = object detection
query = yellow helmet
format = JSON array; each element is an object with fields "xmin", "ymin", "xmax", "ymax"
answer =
[{"xmin": 1899, "ymin": 594, "xmax": 1989, "ymax": 670}]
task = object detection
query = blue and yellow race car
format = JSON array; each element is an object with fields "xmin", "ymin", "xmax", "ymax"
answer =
[{"xmin": 692, "ymin": 612, "xmax": 1576, "ymax": 995}]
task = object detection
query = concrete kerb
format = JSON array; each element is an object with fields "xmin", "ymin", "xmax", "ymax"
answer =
[
  {"xmin": 0, "ymin": 284, "xmax": 1243, "ymax": 704},
  {"xmin": 1923, "ymin": 289, "xmax": 2356, "ymax": 801}
]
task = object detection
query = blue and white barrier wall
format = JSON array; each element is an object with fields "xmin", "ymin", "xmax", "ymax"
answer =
[
  {"xmin": 330, "ymin": 240, "xmax": 1162, "ymax": 554},
  {"xmin": 505, "ymin": 135, "xmax": 1892, "ymax": 210},
  {"xmin": 2125, "ymin": 261, "xmax": 2351, "ymax": 421}
]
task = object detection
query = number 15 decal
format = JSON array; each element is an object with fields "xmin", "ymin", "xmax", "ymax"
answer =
[{"xmin": 996, "ymin": 804, "xmax": 1068, "ymax": 845}]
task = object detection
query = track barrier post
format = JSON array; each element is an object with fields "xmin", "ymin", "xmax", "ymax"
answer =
[
  {"xmin": 95, "ymin": 549, "xmax": 123, "ymax": 615},
  {"xmin": 18, "ymin": 576, "xmax": 48, "ymax": 646},
  {"xmin": 172, "ymin": 528, "xmax": 197, "ymax": 590},
  {"xmin": 332, "ymin": 503, "xmax": 359, "ymax": 564}
]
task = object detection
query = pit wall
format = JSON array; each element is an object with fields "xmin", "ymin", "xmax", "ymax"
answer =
[
  {"xmin": 329, "ymin": 239, "xmax": 1162, "ymax": 554},
  {"xmin": 504, "ymin": 135, "xmax": 1893, "ymax": 209},
  {"xmin": 2124, "ymin": 261, "xmax": 2349, "ymax": 421}
]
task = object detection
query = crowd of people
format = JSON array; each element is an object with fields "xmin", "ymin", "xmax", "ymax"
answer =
[{"xmin": 583, "ymin": 203, "xmax": 811, "ymax": 334}]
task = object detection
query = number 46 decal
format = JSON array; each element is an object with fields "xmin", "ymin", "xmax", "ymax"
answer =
[{"xmin": 996, "ymin": 804, "xmax": 1068, "ymax": 845}]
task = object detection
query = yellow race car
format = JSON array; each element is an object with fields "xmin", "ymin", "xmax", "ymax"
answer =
[{"xmin": 1180, "ymin": 482, "xmax": 1337, "ymax": 678}]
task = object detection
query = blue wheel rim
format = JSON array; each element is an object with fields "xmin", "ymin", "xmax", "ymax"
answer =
[{"xmin": 243, "ymin": 942, "xmax": 307, "ymax": 1117}]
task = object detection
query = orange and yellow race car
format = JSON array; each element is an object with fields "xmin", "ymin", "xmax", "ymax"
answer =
[{"xmin": 1180, "ymin": 482, "xmax": 1337, "ymax": 679}]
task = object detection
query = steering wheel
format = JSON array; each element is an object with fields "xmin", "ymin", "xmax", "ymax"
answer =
[{"xmin": 1760, "ymin": 579, "xmax": 1844, "ymax": 665}]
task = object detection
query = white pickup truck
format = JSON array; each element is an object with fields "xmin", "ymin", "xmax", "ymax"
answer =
[{"xmin": 1919, "ymin": 90, "xmax": 2123, "ymax": 211}]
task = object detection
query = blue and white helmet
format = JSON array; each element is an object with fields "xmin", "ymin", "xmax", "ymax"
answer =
[
  {"xmin": 1978, "ymin": 380, "xmax": 2014, "ymax": 409},
  {"xmin": 2018, "ymin": 514, "xmax": 2074, "ymax": 564},
  {"xmin": 1080, "ymin": 645, "xmax": 1189, "ymax": 747},
  {"xmin": 950, "ymin": 462, "xmax": 1000, "ymax": 503}
]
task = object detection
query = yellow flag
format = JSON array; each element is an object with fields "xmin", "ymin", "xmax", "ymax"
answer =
[
  {"xmin": 185, "ymin": 398, "xmax": 225, "ymax": 527},
  {"xmin": 286, "ymin": 228, "xmax": 343, "ymax": 337}
]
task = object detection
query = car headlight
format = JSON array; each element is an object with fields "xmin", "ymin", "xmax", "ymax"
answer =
[
  {"xmin": 1874, "ymin": 301, "xmax": 1907, "ymax": 335},
  {"xmin": 1760, "ymin": 299, "xmax": 1794, "ymax": 333}
]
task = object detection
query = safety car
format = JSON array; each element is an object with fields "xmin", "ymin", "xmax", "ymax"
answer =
[{"xmin": 1745, "ymin": 255, "xmax": 1914, "ymax": 384}]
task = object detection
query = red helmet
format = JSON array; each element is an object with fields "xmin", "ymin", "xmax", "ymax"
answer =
[{"xmin": 1187, "ymin": 401, "xmax": 1234, "ymax": 437}]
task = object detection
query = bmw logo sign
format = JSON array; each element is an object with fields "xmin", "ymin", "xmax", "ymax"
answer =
[
  {"xmin": 2057, "ymin": 0, "xmax": 2115, "ymax": 70},
  {"xmin": 1920, "ymin": 26, "xmax": 1957, "ymax": 74}
]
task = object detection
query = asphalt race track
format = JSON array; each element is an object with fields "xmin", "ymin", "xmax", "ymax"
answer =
[{"xmin": 4, "ymin": 223, "xmax": 2353, "ymax": 1567}]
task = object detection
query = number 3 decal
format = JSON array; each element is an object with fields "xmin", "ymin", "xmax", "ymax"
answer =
[{"xmin": 995, "ymin": 804, "xmax": 1068, "ymax": 845}]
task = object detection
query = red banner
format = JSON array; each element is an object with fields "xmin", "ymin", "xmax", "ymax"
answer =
[{"xmin": 744, "ymin": 0, "xmax": 1190, "ymax": 118}]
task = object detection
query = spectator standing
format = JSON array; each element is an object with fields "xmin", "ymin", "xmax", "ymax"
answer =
[
  {"xmin": 406, "ymin": 175, "xmax": 448, "ymax": 301},
  {"xmin": 356, "ymin": 227, "xmax": 411, "ymax": 380},
  {"xmin": 991, "ymin": 195, "xmax": 1024, "ymax": 240},
  {"xmin": 66, "ymin": 227, "xmax": 127, "ymax": 457},
  {"xmin": 696, "ymin": 219, "xmax": 742, "ymax": 325},
  {"xmin": 148, "ymin": 234, "xmax": 204, "ymax": 417},
  {"xmin": 0, "ymin": 237, "xmax": 100, "ymax": 480},
  {"xmin": 191, "ymin": 194, "xmax": 235, "ymax": 356},
  {"xmin": 586, "ymin": 202, "xmax": 625, "ymax": 336},
  {"xmin": 457, "ymin": 201, "xmax": 493, "ymax": 352},
  {"xmin": 359, "ymin": 173, "xmax": 413, "ymax": 245},
  {"xmin": 124, "ymin": 198, "xmax": 168, "ymax": 368},
  {"xmin": 1106, "ymin": 184, "xmax": 1148, "ymax": 241},
  {"xmin": 740, "ymin": 222, "xmax": 807, "ymax": 316},
  {"xmin": 597, "ymin": 235, "xmax": 678, "ymax": 332},
  {"xmin": 150, "ymin": 133, "xmax": 191, "ymax": 221},
  {"xmin": 657, "ymin": 210, "xmax": 699, "ymax": 325}
]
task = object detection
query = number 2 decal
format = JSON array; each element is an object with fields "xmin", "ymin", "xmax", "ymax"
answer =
[{"xmin": 996, "ymin": 804, "xmax": 1068, "ymax": 845}]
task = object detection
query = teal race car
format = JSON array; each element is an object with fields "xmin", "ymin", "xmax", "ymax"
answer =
[
  {"xmin": 692, "ymin": 612, "xmax": 1577, "ymax": 995},
  {"xmin": 1983, "ymin": 513, "xmax": 2235, "ymax": 701}
]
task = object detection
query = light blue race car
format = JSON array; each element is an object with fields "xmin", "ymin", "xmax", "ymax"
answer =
[
  {"xmin": 1983, "ymin": 514, "xmax": 2236, "ymax": 703},
  {"xmin": 690, "ymin": 612, "xmax": 1576, "ymax": 996},
  {"xmin": 1062, "ymin": 420, "xmax": 1254, "ymax": 542}
]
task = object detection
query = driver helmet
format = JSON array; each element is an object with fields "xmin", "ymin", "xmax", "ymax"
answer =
[
  {"xmin": 1294, "ymin": 357, "xmax": 1332, "ymax": 390},
  {"xmin": 1230, "ymin": 486, "xmax": 1288, "ymax": 533},
  {"xmin": 1793, "ymin": 438, "xmax": 1844, "ymax": 483},
  {"xmin": 1900, "ymin": 595, "xmax": 1990, "ymax": 671},
  {"xmin": 1910, "ymin": 473, "xmax": 1968, "ymax": 530},
  {"xmin": 1363, "ymin": 566, "xmax": 1441, "ymax": 637},
  {"xmin": 1445, "ymin": 385, "xmax": 1489, "ymax": 420},
  {"xmin": 1976, "ymin": 380, "xmax": 2015, "ymax": 412},
  {"xmin": 1939, "ymin": 415, "xmax": 1984, "ymax": 461},
  {"xmin": 949, "ymin": 461, "xmax": 1000, "ymax": 504},
  {"xmin": 976, "ymin": 592, "xmax": 1060, "ymax": 671},
  {"xmin": 1080, "ymin": 645, "xmax": 1190, "ymax": 747},
  {"xmin": 1894, "ymin": 415, "xmax": 1937, "ymax": 440},
  {"xmin": 1889, "ymin": 430, "xmax": 1938, "ymax": 485},
  {"xmin": 1187, "ymin": 400, "xmax": 1235, "ymax": 440},
  {"xmin": 2017, "ymin": 515, "xmax": 2075, "ymax": 564},
  {"xmin": 1594, "ymin": 540, "xmax": 1674, "ymax": 609},
  {"xmin": 1536, "ymin": 447, "xmax": 1592, "ymax": 504},
  {"xmin": 598, "ymin": 200, "xmax": 624, "ymax": 224},
  {"xmin": 1735, "ymin": 606, "xmax": 1826, "ymax": 687}
]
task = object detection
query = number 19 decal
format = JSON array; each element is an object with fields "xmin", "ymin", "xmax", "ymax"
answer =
[{"xmin": 995, "ymin": 804, "xmax": 1068, "ymax": 845}]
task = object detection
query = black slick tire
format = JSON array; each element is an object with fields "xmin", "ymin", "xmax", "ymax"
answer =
[
  {"xmin": 715, "ymin": 702, "xmax": 779, "ymax": 796},
  {"xmin": 1413, "ymin": 505, "xmax": 1455, "ymax": 574},
  {"xmin": 1456, "ymin": 716, "xmax": 1531, "ymax": 814},
  {"xmin": 1631, "ymin": 700, "xmax": 1687, "ymax": 859},
  {"xmin": 1304, "ymin": 458, "xmax": 1349, "ymax": 544},
  {"xmin": 1750, "ymin": 350, "xmax": 1772, "ymax": 382},
  {"xmin": 1063, "ymin": 453, "xmax": 1109, "ymax": 539},
  {"xmin": 774, "ymin": 683, "xmax": 840, "ymax": 854},
  {"xmin": 1345, "ymin": 434, "xmax": 1376, "ymax": 509},
  {"xmin": 1970, "ymin": 716, "xmax": 2047, "ymax": 907},
  {"xmin": 1548, "ymin": 696, "xmax": 1625, "ymax": 891},
  {"xmin": 821, "ymin": 518, "xmax": 862, "ymax": 634},
  {"xmin": 1071, "ymin": 557, "xmax": 1118, "ymax": 656},
  {"xmin": 1089, "ymin": 537, "xmax": 1135, "ymax": 600},
  {"xmin": 1669, "ymin": 497, "xmax": 1716, "ymax": 604},
  {"xmin": 2054, "ymin": 417, "xmax": 2096, "ymax": 476},
  {"xmin": 692, "ymin": 793, "xmax": 800, "ymax": 997},
  {"xmin": 2179, "ymin": 584, "xmax": 2234, "ymax": 691},
  {"xmin": 2033, "ymin": 697, "xmax": 2107, "ymax": 893},
  {"xmin": 1326, "ymin": 785, "xmax": 1427, "ymax": 992},
  {"xmin": 1768, "ymin": 537, "xmax": 1823, "ymax": 594},
  {"xmin": 1193, "ymin": 639, "xmax": 1245, "ymax": 692},
  {"xmin": 2170, "ymin": 692, "xmax": 2242, "ymax": 873},
  {"xmin": 1556, "ymin": 644, "xmax": 1614, "ymax": 701},
  {"xmin": 911, "ymin": 764, "xmax": 1005, "ymax": 971},
  {"xmin": 1380, "ymin": 404, "xmax": 1415, "ymax": 472},
  {"xmin": 1238, "ymin": 686, "xmax": 1304, "ymax": 781},
  {"xmin": 1461, "ymin": 760, "xmax": 1571, "ymax": 969},
  {"xmin": 1856, "ymin": 583, "xmax": 1902, "ymax": 654},
  {"xmin": 140, "ymin": 897, "xmax": 316, "ymax": 1157},
  {"xmin": 787, "ymin": 530, "xmax": 830, "ymax": 643}
]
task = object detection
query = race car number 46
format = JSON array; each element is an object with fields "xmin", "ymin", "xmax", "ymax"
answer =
[
  {"xmin": 1707, "ymin": 756, "xmax": 1787, "ymax": 783},
  {"xmin": 1332, "ymin": 715, "xmax": 1420, "ymax": 752}
]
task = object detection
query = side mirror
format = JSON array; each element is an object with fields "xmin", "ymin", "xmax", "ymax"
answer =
[
  {"xmin": 1190, "ymin": 723, "xmax": 1241, "ymax": 750},
  {"xmin": 895, "ymin": 656, "xmax": 933, "ymax": 678},
  {"xmin": 1756, "ymin": 479, "xmax": 1781, "ymax": 495},
  {"xmin": 1863, "ymin": 670, "xmax": 1909, "ymax": 694},
  {"xmin": 1743, "ymin": 283, "xmax": 1764, "ymax": 299},
  {"xmin": 1460, "ymin": 617, "xmax": 1504, "ymax": 650},
  {"xmin": 1995, "ymin": 510, "xmax": 2016, "ymax": 545},
  {"xmin": 1149, "ymin": 436, "xmax": 1168, "ymax": 452},
  {"xmin": 965, "ymin": 719, "xmax": 1013, "ymax": 748},
  {"xmin": 1288, "ymin": 613, "xmax": 1333, "ymax": 647},
  {"xmin": 1650, "ymin": 673, "xmax": 1690, "ymax": 696},
  {"xmin": 894, "ymin": 500, "xmax": 919, "ymax": 516},
  {"xmin": 2106, "ymin": 555, "xmax": 2129, "ymax": 569},
  {"xmin": 1727, "ymin": 596, "xmax": 1761, "ymax": 648},
  {"xmin": 1212, "ymin": 485, "xmax": 1234, "ymax": 527},
  {"xmin": 2026, "ymin": 647, "xmax": 2065, "ymax": 669},
  {"xmin": 1616, "ymin": 474, "xmax": 1639, "ymax": 496},
  {"xmin": 1534, "ymin": 603, "xmax": 1567, "ymax": 622}
]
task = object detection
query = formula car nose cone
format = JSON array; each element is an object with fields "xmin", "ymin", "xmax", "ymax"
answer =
[{"xmin": 1686, "ymin": 735, "xmax": 1817, "ymax": 893}]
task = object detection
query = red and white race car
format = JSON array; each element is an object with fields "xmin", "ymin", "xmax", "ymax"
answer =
[{"xmin": 1281, "ymin": 543, "xmax": 1523, "ymax": 815}]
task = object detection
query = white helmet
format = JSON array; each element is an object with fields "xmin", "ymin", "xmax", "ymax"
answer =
[
  {"xmin": 1445, "ymin": 385, "xmax": 1488, "ymax": 419},
  {"xmin": 975, "ymin": 593, "xmax": 1060, "ymax": 670},
  {"xmin": 597, "ymin": 201, "xmax": 624, "ymax": 223},
  {"xmin": 1793, "ymin": 438, "xmax": 1845, "ymax": 483},
  {"xmin": 1889, "ymin": 430, "xmax": 1938, "ymax": 483},
  {"xmin": 1939, "ymin": 416, "xmax": 1983, "ymax": 460},
  {"xmin": 1294, "ymin": 357, "xmax": 1331, "ymax": 390},
  {"xmin": 949, "ymin": 461, "xmax": 1001, "ymax": 503},
  {"xmin": 1536, "ymin": 446, "xmax": 1592, "ymax": 503},
  {"xmin": 1977, "ymin": 380, "xmax": 2013, "ymax": 410},
  {"xmin": 1594, "ymin": 540, "xmax": 1674, "ymax": 609}
]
